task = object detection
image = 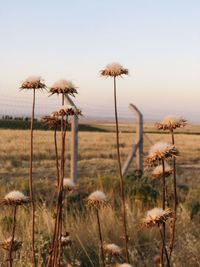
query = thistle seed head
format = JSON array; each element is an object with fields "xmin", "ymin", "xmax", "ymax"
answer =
[
  {"xmin": 103, "ymin": 243, "xmax": 122, "ymax": 256},
  {"xmin": 87, "ymin": 190, "xmax": 109, "ymax": 209},
  {"xmin": 101, "ymin": 63, "xmax": 128, "ymax": 77},
  {"xmin": 156, "ymin": 115, "xmax": 187, "ymax": 131},
  {"xmin": 0, "ymin": 191, "xmax": 30, "ymax": 206},
  {"xmin": 146, "ymin": 142, "xmax": 179, "ymax": 166},
  {"xmin": 20, "ymin": 76, "xmax": 46, "ymax": 90},
  {"xmin": 52, "ymin": 105, "xmax": 82, "ymax": 117},
  {"xmin": 49, "ymin": 79, "xmax": 78, "ymax": 96},
  {"xmin": 141, "ymin": 207, "xmax": 173, "ymax": 228}
]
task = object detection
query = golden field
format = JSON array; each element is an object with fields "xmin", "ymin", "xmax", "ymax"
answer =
[{"xmin": 0, "ymin": 125, "xmax": 200, "ymax": 266}]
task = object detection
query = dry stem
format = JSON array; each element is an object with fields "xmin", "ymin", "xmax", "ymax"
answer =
[{"xmin": 113, "ymin": 76, "xmax": 129, "ymax": 263}]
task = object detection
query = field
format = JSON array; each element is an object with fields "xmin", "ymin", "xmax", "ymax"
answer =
[{"xmin": 0, "ymin": 125, "xmax": 200, "ymax": 266}]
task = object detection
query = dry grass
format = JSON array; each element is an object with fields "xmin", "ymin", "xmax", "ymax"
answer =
[{"xmin": 0, "ymin": 128, "xmax": 200, "ymax": 266}]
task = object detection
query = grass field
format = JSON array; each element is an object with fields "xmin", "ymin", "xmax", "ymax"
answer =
[{"xmin": 0, "ymin": 125, "xmax": 200, "ymax": 266}]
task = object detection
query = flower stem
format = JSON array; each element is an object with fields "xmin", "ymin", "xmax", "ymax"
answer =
[
  {"xmin": 96, "ymin": 209, "xmax": 105, "ymax": 267},
  {"xmin": 8, "ymin": 205, "xmax": 17, "ymax": 267},
  {"xmin": 169, "ymin": 130, "xmax": 177, "ymax": 258},
  {"xmin": 113, "ymin": 76, "xmax": 129, "ymax": 263},
  {"xmin": 161, "ymin": 159, "xmax": 166, "ymax": 267},
  {"xmin": 159, "ymin": 225, "xmax": 171, "ymax": 267},
  {"xmin": 54, "ymin": 128, "xmax": 60, "ymax": 186},
  {"xmin": 30, "ymin": 88, "xmax": 36, "ymax": 267}
]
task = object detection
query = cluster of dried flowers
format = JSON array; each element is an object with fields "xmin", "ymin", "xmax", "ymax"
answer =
[{"xmin": 142, "ymin": 115, "xmax": 187, "ymax": 267}]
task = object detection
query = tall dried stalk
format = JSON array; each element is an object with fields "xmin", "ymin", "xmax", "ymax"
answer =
[
  {"xmin": 113, "ymin": 76, "xmax": 129, "ymax": 263},
  {"xmin": 169, "ymin": 130, "xmax": 177, "ymax": 258},
  {"xmin": 8, "ymin": 205, "xmax": 17, "ymax": 267},
  {"xmin": 52, "ymin": 95, "xmax": 66, "ymax": 266},
  {"xmin": 54, "ymin": 127, "xmax": 60, "ymax": 186},
  {"xmin": 160, "ymin": 159, "xmax": 166, "ymax": 267},
  {"xmin": 159, "ymin": 225, "xmax": 170, "ymax": 267},
  {"xmin": 30, "ymin": 88, "xmax": 36, "ymax": 267},
  {"xmin": 96, "ymin": 209, "xmax": 105, "ymax": 267}
]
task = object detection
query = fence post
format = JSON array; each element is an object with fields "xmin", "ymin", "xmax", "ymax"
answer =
[
  {"xmin": 129, "ymin": 104, "xmax": 143, "ymax": 173},
  {"xmin": 64, "ymin": 94, "xmax": 78, "ymax": 183}
]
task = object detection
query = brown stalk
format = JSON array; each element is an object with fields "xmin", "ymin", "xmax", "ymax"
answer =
[
  {"xmin": 54, "ymin": 127, "xmax": 60, "ymax": 186},
  {"xmin": 52, "ymin": 94, "xmax": 65, "ymax": 266},
  {"xmin": 159, "ymin": 225, "xmax": 171, "ymax": 267},
  {"xmin": 30, "ymin": 88, "xmax": 36, "ymax": 267},
  {"xmin": 169, "ymin": 130, "xmax": 177, "ymax": 258},
  {"xmin": 160, "ymin": 159, "xmax": 166, "ymax": 267},
  {"xmin": 113, "ymin": 76, "xmax": 129, "ymax": 263},
  {"xmin": 96, "ymin": 209, "xmax": 105, "ymax": 267},
  {"xmin": 8, "ymin": 205, "xmax": 17, "ymax": 267}
]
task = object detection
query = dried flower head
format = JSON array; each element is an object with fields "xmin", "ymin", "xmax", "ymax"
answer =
[
  {"xmin": 146, "ymin": 142, "xmax": 179, "ymax": 166},
  {"xmin": 101, "ymin": 63, "xmax": 128, "ymax": 77},
  {"xmin": 116, "ymin": 264, "xmax": 133, "ymax": 267},
  {"xmin": 41, "ymin": 115, "xmax": 62, "ymax": 129},
  {"xmin": 152, "ymin": 162, "xmax": 172, "ymax": 179},
  {"xmin": 63, "ymin": 178, "xmax": 77, "ymax": 192},
  {"xmin": 156, "ymin": 115, "xmax": 187, "ymax": 131},
  {"xmin": 0, "ymin": 237, "xmax": 22, "ymax": 251},
  {"xmin": 0, "ymin": 191, "xmax": 30, "ymax": 206},
  {"xmin": 20, "ymin": 76, "xmax": 46, "ymax": 90},
  {"xmin": 52, "ymin": 105, "xmax": 82, "ymax": 117},
  {"xmin": 49, "ymin": 79, "xmax": 78, "ymax": 96},
  {"xmin": 87, "ymin": 190, "xmax": 109, "ymax": 209},
  {"xmin": 142, "ymin": 208, "xmax": 173, "ymax": 228},
  {"xmin": 103, "ymin": 243, "xmax": 122, "ymax": 257},
  {"xmin": 61, "ymin": 232, "xmax": 72, "ymax": 247}
]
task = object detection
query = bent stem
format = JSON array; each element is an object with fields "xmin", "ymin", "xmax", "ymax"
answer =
[
  {"xmin": 159, "ymin": 225, "xmax": 171, "ymax": 267},
  {"xmin": 30, "ymin": 88, "xmax": 36, "ymax": 267},
  {"xmin": 169, "ymin": 130, "xmax": 177, "ymax": 258},
  {"xmin": 8, "ymin": 205, "xmax": 17, "ymax": 267},
  {"xmin": 96, "ymin": 209, "xmax": 105, "ymax": 267},
  {"xmin": 113, "ymin": 76, "xmax": 129, "ymax": 263}
]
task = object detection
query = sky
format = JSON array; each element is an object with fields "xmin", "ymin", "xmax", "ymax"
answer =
[{"xmin": 0, "ymin": 0, "xmax": 200, "ymax": 122}]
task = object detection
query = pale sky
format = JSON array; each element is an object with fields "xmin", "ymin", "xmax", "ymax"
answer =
[{"xmin": 0, "ymin": 0, "xmax": 200, "ymax": 121}]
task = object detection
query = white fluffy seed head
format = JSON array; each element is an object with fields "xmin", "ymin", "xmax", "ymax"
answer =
[
  {"xmin": 101, "ymin": 62, "xmax": 128, "ymax": 77},
  {"xmin": 88, "ymin": 190, "xmax": 107, "ymax": 202},
  {"xmin": 24, "ymin": 75, "xmax": 41, "ymax": 83},
  {"xmin": 5, "ymin": 191, "xmax": 27, "ymax": 201},
  {"xmin": 104, "ymin": 243, "xmax": 122, "ymax": 254},
  {"xmin": 146, "ymin": 208, "xmax": 164, "ymax": 220},
  {"xmin": 63, "ymin": 178, "xmax": 76, "ymax": 190},
  {"xmin": 149, "ymin": 142, "xmax": 171, "ymax": 157},
  {"xmin": 52, "ymin": 79, "xmax": 75, "ymax": 90}
]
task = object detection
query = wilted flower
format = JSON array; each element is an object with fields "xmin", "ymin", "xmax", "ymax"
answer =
[
  {"xmin": 49, "ymin": 79, "xmax": 78, "ymax": 96},
  {"xmin": 103, "ymin": 243, "xmax": 122, "ymax": 257},
  {"xmin": 146, "ymin": 142, "xmax": 179, "ymax": 166},
  {"xmin": 0, "ymin": 191, "xmax": 30, "ymax": 206},
  {"xmin": 63, "ymin": 178, "xmax": 77, "ymax": 192},
  {"xmin": 41, "ymin": 115, "xmax": 62, "ymax": 129},
  {"xmin": 101, "ymin": 63, "xmax": 128, "ymax": 77},
  {"xmin": 152, "ymin": 162, "xmax": 172, "ymax": 179},
  {"xmin": 0, "ymin": 237, "xmax": 22, "ymax": 251},
  {"xmin": 52, "ymin": 105, "xmax": 82, "ymax": 117},
  {"xmin": 156, "ymin": 115, "xmax": 187, "ymax": 131},
  {"xmin": 87, "ymin": 190, "xmax": 109, "ymax": 209},
  {"xmin": 142, "ymin": 208, "xmax": 173, "ymax": 228},
  {"xmin": 20, "ymin": 76, "xmax": 46, "ymax": 90}
]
